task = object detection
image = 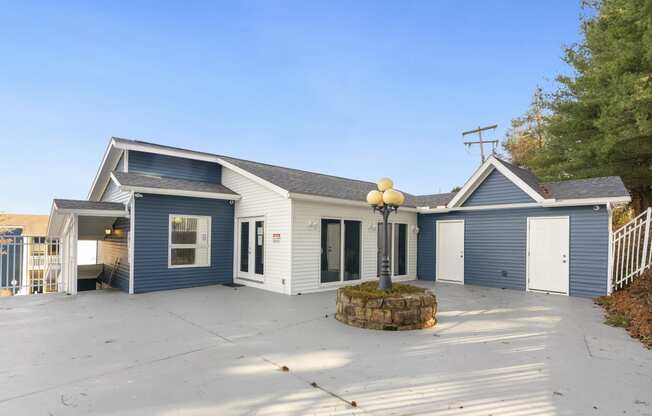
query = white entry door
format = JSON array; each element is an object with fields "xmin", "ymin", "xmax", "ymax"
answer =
[
  {"xmin": 527, "ymin": 216, "xmax": 569, "ymax": 294},
  {"xmin": 237, "ymin": 217, "xmax": 265, "ymax": 281},
  {"xmin": 436, "ymin": 220, "xmax": 464, "ymax": 283}
]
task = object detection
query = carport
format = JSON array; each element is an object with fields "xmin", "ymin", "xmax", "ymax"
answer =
[{"xmin": 47, "ymin": 199, "xmax": 130, "ymax": 294}]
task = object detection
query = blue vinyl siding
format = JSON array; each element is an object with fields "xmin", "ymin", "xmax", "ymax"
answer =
[
  {"xmin": 133, "ymin": 194, "xmax": 233, "ymax": 293},
  {"xmin": 463, "ymin": 169, "xmax": 535, "ymax": 206},
  {"xmin": 97, "ymin": 217, "xmax": 130, "ymax": 291},
  {"xmin": 129, "ymin": 150, "xmax": 221, "ymax": 183},
  {"xmin": 417, "ymin": 205, "xmax": 609, "ymax": 297}
]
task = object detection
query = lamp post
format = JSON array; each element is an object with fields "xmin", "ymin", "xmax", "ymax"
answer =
[{"xmin": 366, "ymin": 178, "xmax": 405, "ymax": 290}]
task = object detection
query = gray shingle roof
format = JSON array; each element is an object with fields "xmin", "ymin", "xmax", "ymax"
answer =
[
  {"xmin": 493, "ymin": 157, "xmax": 542, "ymax": 197},
  {"xmin": 54, "ymin": 199, "xmax": 127, "ymax": 211},
  {"xmin": 110, "ymin": 138, "xmax": 629, "ymax": 205},
  {"xmin": 413, "ymin": 192, "xmax": 456, "ymax": 207},
  {"xmin": 112, "ymin": 172, "xmax": 238, "ymax": 196},
  {"xmin": 542, "ymin": 176, "xmax": 629, "ymax": 200}
]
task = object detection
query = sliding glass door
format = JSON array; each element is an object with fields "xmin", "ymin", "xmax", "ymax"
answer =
[
  {"xmin": 377, "ymin": 223, "xmax": 408, "ymax": 277},
  {"xmin": 321, "ymin": 219, "xmax": 361, "ymax": 283}
]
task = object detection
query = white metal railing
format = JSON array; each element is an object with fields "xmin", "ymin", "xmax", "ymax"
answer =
[
  {"xmin": 612, "ymin": 207, "xmax": 652, "ymax": 290},
  {"xmin": 0, "ymin": 235, "xmax": 61, "ymax": 296}
]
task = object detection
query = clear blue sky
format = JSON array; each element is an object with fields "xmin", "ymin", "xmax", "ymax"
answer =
[{"xmin": 0, "ymin": 1, "xmax": 582, "ymax": 214}]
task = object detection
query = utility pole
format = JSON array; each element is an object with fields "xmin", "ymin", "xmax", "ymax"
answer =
[{"xmin": 462, "ymin": 124, "xmax": 498, "ymax": 164}]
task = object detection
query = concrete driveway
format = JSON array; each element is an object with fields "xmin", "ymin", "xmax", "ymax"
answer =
[{"xmin": 0, "ymin": 281, "xmax": 650, "ymax": 416}]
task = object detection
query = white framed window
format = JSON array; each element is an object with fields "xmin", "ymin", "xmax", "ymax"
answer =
[{"xmin": 168, "ymin": 214, "xmax": 211, "ymax": 268}]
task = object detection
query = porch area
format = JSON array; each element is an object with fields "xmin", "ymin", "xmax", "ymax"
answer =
[
  {"xmin": 0, "ymin": 282, "xmax": 649, "ymax": 415},
  {"xmin": 47, "ymin": 199, "xmax": 130, "ymax": 294}
]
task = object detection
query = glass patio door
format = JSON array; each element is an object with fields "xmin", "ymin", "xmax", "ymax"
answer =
[
  {"xmin": 238, "ymin": 217, "xmax": 264, "ymax": 281},
  {"xmin": 320, "ymin": 219, "xmax": 361, "ymax": 284}
]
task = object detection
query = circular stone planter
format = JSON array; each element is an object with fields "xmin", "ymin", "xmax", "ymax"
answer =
[{"xmin": 335, "ymin": 285, "xmax": 437, "ymax": 331}]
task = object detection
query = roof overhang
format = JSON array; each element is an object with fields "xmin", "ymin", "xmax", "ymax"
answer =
[
  {"xmin": 416, "ymin": 195, "xmax": 632, "ymax": 214},
  {"xmin": 288, "ymin": 192, "xmax": 419, "ymax": 213},
  {"xmin": 109, "ymin": 172, "xmax": 241, "ymax": 201},
  {"xmin": 47, "ymin": 200, "xmax": 130, "ymax": 238},
  {"xmin": 89, "ymin": 138, "xmax": 289, "ymax": 202},
  {"xmin": 446, "ymin": 156, "xmax": 545, "ymax": 208}
]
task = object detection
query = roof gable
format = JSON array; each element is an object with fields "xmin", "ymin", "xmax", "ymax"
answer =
[
  {"xmin": 447, "ymin": 156, "xmax": 545, "ymax": 207},
  {"xmin": 462, "ymin": 169, "xmax": 536, "ymax": 206}
]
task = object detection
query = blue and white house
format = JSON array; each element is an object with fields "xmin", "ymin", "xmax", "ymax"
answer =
[{"xmin": 47, "ymin": 138, "xmax": 631, "ymax": 297}]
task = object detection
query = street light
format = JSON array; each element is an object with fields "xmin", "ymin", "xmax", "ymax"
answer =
[{"xmin": 366, "ymin": 177, "xmax": 405, "ymax": 290}]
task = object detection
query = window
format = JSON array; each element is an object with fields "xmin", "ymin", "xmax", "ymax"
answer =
[
  {"xmin": 320, "ymin": 219, "xmax": 361, "ymax": 283},
  {"xmin": 377, "ymin": 223, "xmax": 408, "ymax": 276},
  {"xmin": 169, "ymin": 215, "xmax": 211, "ymax": 268}
]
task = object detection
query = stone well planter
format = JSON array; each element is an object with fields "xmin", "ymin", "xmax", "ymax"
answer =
[{"xmin": 335, "ymin": 285, "xmax": 437, "ymax": 330}]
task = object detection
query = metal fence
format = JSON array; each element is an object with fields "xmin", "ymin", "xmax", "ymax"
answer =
[{"xmin": 0, "ymin": 235, "xmax": 61, "ymax": 296}]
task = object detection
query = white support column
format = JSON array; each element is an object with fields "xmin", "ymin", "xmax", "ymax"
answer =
[
  {"xmin": 640, "ymin": 207, "xmax": 651, "ymax": 274},
  {"xmin": 128, "ymin": 193, "xmax": 135, "ymax": 294},
  {"xmin": 70, "ymin": 214, "xmax": 78, "ymax": 295},
  {"xmin": 607, "ymin": 203, "xmax": 614, "ymax": 295}
]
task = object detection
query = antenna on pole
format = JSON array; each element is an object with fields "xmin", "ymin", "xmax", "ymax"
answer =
[{"xmin": 462, "ymin": 124, "xmax": 498, "ymax": 164}]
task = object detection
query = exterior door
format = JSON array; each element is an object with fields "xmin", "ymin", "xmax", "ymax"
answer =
[
  {"xmin": 436, "ymin": 220, "xmax": 464, "ymax": 283},
  {"xmin": 237, "ymin": 218, "xmax": 264, "ymax": 281},
  {"xmin": 527, "ymin": 216, "xmax": 569, "ymax": 294}
]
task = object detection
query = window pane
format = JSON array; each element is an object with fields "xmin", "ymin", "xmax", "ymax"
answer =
[
  {"xmin": 171, "ymin": 217, "xmax": 197, "ymax": 244},
  {"xmin": 344, "ymin": 221, "xmax": 361, "ymax": 281},
  {"xmin": 394, "ymin": 224, "xmax": 407, "ymax": 275},
  {"xmin": 240, "ymin": 222, "xmax": 249, "ymax": 272},
  {"xmin": 377, "ymin": 222, "xmax": 392, "ymax": 277},
  {"xmin": 320, "ymin": 219, "xmax": 341, "ymax": 283},
  {"xmin": 171, "ymin": 248, "xmax": 196, "ymax": 266},
  {"xmin": 255, "ymin": 221, "xmax": 264, "ymax": 275}
]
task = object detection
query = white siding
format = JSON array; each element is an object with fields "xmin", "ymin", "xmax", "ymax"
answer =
[
  {"xmin": 221, "ymin": 167, "xmax": 292, "ymax": 294},
  {"xmin": 291, "ymin": 199, "xmax": 418, "ymax": 294},
  {"xmin": 101, "ymin": 180, "xmax": 130, "ymax": 203}
]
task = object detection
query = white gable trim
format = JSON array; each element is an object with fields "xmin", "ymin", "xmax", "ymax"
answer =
[
  {"xmin": 216, "ymin": 159, "xmax": 290, "ymax": 198},
  {"xmin": 447, "ymin": 156, "xmax": 544, "ymax": 208}
]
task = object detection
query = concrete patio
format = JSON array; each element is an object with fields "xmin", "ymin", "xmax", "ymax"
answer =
[{"xmin": 0, "ymin": 281, "xmax": 650, "ymax": 415}]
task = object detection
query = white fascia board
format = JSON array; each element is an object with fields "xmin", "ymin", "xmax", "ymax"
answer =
[
  {"xmin": 120, "ymin": 185, "xmax": 241, "ymax": 201},
  {"xmin": 288, "ymin": 192, "xmax": 419, "ymax": 212},
  {"xmin": 216, "ymin": 158, "xmax": 290, "ymax": 198},
  {"xmin": 447, "ymin": 156, "xmax": 545, "ymax": 208},
  {"xmin": 417, "ymin": 196, "xmax": 631, "ymax": 214},
  {"xmin": 490, "ymin": 157, "xmax": 545, "ymax": 203},
  {"xmin": 88, "ymin": 141, "xmax": 128, "ymax": 202},
  {"xmin": 54, "ymin": 209, "xmax": 130, "ymax": 217},
  {"xmin": 542, "ymin": 196, "xmax": 631, "ymax": 207},
  {"xmin": 446, "ymin": 158, "xmax": 496, "ymax": 208},
  {"xmin": 110, "ymin": 140, "xmax": 290, "ymax": 198}
]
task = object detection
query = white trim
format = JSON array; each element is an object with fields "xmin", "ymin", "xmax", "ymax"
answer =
[
  {"xmin": 318, "ymin": 217, "xmax": 364, "ymax": 286},
  {"xmin": 289, "ymin": 192, "xmax": 418, "ymax": 213},
  {"xmin": 525, "ymin": 216, "xmax": 570, "ymax": 296},
  {"xmin": 217, "ymin": 159, "xmax": 290, "ymax": 198},
  {"xmin": 101, "ymin": 139, "xmax": 289, "ymax": 199},
  {"xmin": 417, "ymin": 196, "xmax": 632, "ymax": 214},
  {"xmin": 235, "ymin": 216, "xmax": 266, "ymax": 283},
  {"xmin": 53, "ymin": 208, "xmax": 129, "ymax": 217},
  {"xmin": 435, "ymin": 219, "xmax": 465, "ymax": 284},
  {"xmin": 541, "ymin": 196, "xmax": 631, "ymax": 207},
  {"xmin": 110, "ymin": 172, "xmax": 242, "ymax": 201},
  {"xmin": 120, "ymin": 186, "xmax": 240, "ymax": 201},
  {"xmin": 87, "ymin": 140, "xmax": 117, "ymax": 201},
  {"xmin": 124, "ymin": 150, "xmax": 129, "ymax": 172},
  {"xmin": 447, "ymin": 156, "xmax": 545, "ymax": 208},
  {"xmin": 168, "ymin": 214, "xmax": 212, "ymax": 269},
  {"xmin": 606, "ymin": 202, "xmax": 613, "ymax": 295},
  {"xmin": 128, "ymin": 193, "xmax": 135, "ymax": 294}
]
